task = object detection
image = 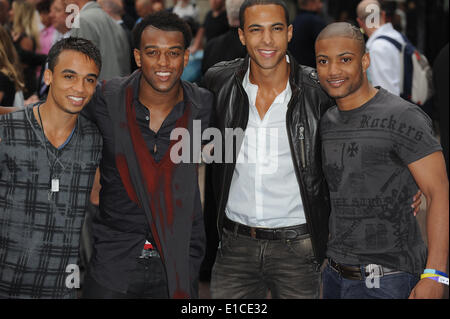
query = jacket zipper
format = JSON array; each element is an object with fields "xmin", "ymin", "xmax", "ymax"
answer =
[
  {"xmin": 286, "ymin": 89, "xmax": 318, "ymax": 262},
  {"xmin": 298, "ymin": 124, "xmax": 306, "ymax": 169}
]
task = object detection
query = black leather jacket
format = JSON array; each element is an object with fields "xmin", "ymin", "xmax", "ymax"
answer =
[{"xmin": 203, "ymin": 54, "xmax": 335, "ymax": 264}]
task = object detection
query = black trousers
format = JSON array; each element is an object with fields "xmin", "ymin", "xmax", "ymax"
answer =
[{"xmin": 82, "ymin": 257, "xmax": 169, "ymax": 299}]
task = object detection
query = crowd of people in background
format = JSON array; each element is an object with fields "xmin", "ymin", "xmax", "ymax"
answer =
[
  {"xmin": 0, "ymin": 0, "xmax": 239, "ymax": 104},
  {"xmin": 0, "ymin": 0, "xmax": 448, "ymax": 108}
]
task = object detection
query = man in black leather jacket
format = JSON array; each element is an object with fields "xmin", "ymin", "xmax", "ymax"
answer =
[{"xmin": 202, "ymin": 0, "xmax": 334, "ymax": 298}]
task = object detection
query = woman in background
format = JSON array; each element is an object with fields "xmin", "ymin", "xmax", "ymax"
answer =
[
  {"xmin": 0, "ymin": 25, "xmax": 25, "ymax": 106},
  {"xmin": 9, "ymin": 0, "xmax": 41, "ymax": 99},
  {"xmin": 36, "ymin": 0, "xmax": 56, "ymax": 56}
]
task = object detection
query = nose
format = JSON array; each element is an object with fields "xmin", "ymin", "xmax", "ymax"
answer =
[
  {"xmin": 262, "ymin": 29, "xmax": 274, "ymax": 46},
  {"xmin": 72, "ymin": 77, "xmax": 85, "ymax": 93},
  {"xmin": 157, "ymin": 52, "xmax": 169, "ymax": 67},
  {"xmin": 328, "ymin": 61, "xmax": 342, "ymax": 77}
]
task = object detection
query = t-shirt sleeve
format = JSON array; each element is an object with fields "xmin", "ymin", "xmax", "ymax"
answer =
[
  {"xmin": 0, "ymin": 72, "xmax": 8, "ymax": 87},
  {"xmin": 393, "ymin": 105, "xmax": 442, "ymax": 165},
  {"xmin": 0, "ymin": 73, "xmax": 14, "ymax": 106}
]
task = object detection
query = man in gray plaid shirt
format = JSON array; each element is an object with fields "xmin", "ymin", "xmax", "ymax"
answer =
[{"xmin": 0, "ymin": 38, "xmax": 103, "ymax": 298}]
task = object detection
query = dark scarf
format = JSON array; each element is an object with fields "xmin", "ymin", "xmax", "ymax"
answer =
[{"xmin": 102, "ymin": 70, "xmax": 201, "ymax": 298}]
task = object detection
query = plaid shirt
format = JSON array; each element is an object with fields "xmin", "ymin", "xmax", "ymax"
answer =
[{"xmin": 0, "ymin": 107, "xmax": 102, "ymax": 298}]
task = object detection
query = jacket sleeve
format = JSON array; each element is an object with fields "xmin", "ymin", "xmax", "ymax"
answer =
[{"xmin": 189, "ymin": 184, "xmax": 206, "ymax": 298}]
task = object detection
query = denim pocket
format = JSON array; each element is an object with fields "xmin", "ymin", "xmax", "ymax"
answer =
[
  {"xmin": 285, "ymin": 235, "xmax": 319, "ymax": 271},
  {"xmin": 286, "ymin": 235, "xmax": 314, "ymax": 258}
]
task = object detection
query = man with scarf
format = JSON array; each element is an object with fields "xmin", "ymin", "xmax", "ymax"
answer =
[{"xmin": 81, "ymin": 11, "xmax": 213, "ymax": 298}]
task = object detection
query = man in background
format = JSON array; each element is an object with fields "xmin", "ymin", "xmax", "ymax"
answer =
[
  {"xmin": 201, "ymin": 0, "xmax": 246, "ymax": 74},
  {"xmin": 66, "ymin": 0, "xmax": 130, "ymax": 80},
  {"xmin": 356, "ymin": 0, "xmax": 404, "ymax": 96},
  {"xmin": 288, "ymin": 0, "xmax": 326, "ymax": 67}
]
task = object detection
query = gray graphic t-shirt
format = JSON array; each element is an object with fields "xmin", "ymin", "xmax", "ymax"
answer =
[{"xmin": 320, "ymin": 88, "xmax": 442, "ymax": 275}]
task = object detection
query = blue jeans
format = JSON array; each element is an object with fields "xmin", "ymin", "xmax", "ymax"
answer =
[
  {"xmin": 322, "ymin": 262, "xmax": 419, "ymax": 299},
  {"xmin": 210, "ymin": 228, "xmax": 321, "ymax": 299}
]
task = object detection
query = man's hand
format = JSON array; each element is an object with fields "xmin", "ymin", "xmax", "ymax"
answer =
[
  {"xmin": 409, "ymin": 278, "xmax": 445, "ymax": 299},
  {"xmin": 412, "ymin": 190, "xmax": 423, "ymax": 216}
]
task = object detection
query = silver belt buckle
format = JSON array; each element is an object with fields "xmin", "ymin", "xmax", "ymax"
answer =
[{"xmin": 366, "ymin": 264, "xmax": 384, "ymax": 278}]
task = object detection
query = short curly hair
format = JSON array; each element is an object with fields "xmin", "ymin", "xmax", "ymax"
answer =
[
  {"xmin": 132, "ymin": 11, "xmax": 192, "ymax": 50},
  {"xmin": 47, "ymin": 37, "xmax": 102, "ymax": 72}
]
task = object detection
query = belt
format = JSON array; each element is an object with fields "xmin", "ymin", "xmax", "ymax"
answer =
[
  {"xmin": 329, "ymin": 258, "xmax": 402, "ymax": 280},
  {"xmin": 223, "ymin": 216, "xmax": 309, "ymax": 240}
]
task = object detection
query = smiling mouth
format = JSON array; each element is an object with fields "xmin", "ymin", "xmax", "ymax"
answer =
[
  {"xmin": 155, "ymin": 71, "xmax": 172, "ymax": 81},
  {"xmin": 68, "ymin": 95, "xmax": 85, "ymax": 106},
  {"xmin": 258, "ymin": 49, "xmax": 277, "ymax": 58},
  {"xmin": 327, "ymin": 79, "xmax": 346, "ymax": 88}
]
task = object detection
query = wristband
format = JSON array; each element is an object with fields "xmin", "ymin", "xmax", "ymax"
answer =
[
  {"xmin": 421, "ymin": 274, "xmax": 449, "ymax": 285},
  {"xmin": 423, "ymin": 269, "xmax": 448, "ymax": 278}
]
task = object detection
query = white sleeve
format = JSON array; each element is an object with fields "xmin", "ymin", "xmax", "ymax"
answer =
[{"xmin": 367, "ymin": 42, "xmax": 402, "ymax": 96}]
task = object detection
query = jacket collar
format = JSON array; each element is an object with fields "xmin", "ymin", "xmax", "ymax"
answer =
[{"xmin": 121, "ymin": 69, "xmax": 203, "ymax": 119}]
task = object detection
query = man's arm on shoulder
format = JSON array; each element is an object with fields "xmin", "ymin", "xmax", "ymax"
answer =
[
  {"xmin": 408, "ymin": 151, "xmax": 449, "ymax": 299},
  {"xmin": 0, "ymin": 105, "xmax": 26, "ymax": 115}
]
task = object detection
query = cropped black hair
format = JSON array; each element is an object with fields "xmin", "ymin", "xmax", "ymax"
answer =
[
  {"xmin": 132, "ymin": 11, "xmax": 192, "ymax": 50},
  {"xmin": 239, "ymin": 0, "xmax": 290, "ymax": 29},
  {"xmin": 47, "ymin": 37, "xmax": 102, "ymax": 72}
]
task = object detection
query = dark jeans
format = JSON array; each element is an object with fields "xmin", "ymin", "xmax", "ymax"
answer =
[
  {"xmin": 210, "ymin": 228, "xmax": 321, "ymax": 299},
  {"xmin": 82, "ymin": 257, "xmax": 169, "ymax": 299},
  {"xmin": 322, "ymin": 263, "xmax": 419, "ymax": 299}
]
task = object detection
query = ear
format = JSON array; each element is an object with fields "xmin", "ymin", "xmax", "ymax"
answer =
[
  {"xmin": 380, "ymin": 11, "xmax": 386, "ymax": 23},
  {"xmin": 356, "ymin": 17, "xmax": 363, "ymax": 28},
  {"xmin": 183, "ymin": 48, "xmax": 190, "ymax": 68},
  {"xmin": 238, "ymin": 28, "xmax": 246, "ymax": 46},
  {"xmin": 287, "ymin": 24, "xmax": 293, "ymax": 43},
  {"xmin": 43, "ymin": 68, "xmax": 53, "ymax": 86},
  {"xmin": 362, "ymin": 52, "xmax": 370, "ymax": 72},
  {"xmin": 133, "ymin": 48, "xmax": 141, "ymax": 68}
]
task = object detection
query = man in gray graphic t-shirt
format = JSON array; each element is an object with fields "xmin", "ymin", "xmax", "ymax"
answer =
[{"xmin": 315, "ymin": 22, "xmax": 449, "ymax": 299}]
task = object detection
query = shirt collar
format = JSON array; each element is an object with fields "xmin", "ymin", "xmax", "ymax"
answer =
[
  {"xmin": 80, "ymin": 1, "xmax": 95, "ymax": 12},
  {"xmin": 132, "ymin": 71, "xmax": 186, "ymax": 117},
  {"xmin": 242, "ymin": 55, "xmax": 291, "ymax": 107}
]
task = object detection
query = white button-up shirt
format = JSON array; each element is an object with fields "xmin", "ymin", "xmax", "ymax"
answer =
[
  {"xmin": 366, "ymin": 23, "xmax": 405, "ymax": 96},
  {"xmin": 225, "ymin": 58, "xmax": 306, "ymax": 228}
]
